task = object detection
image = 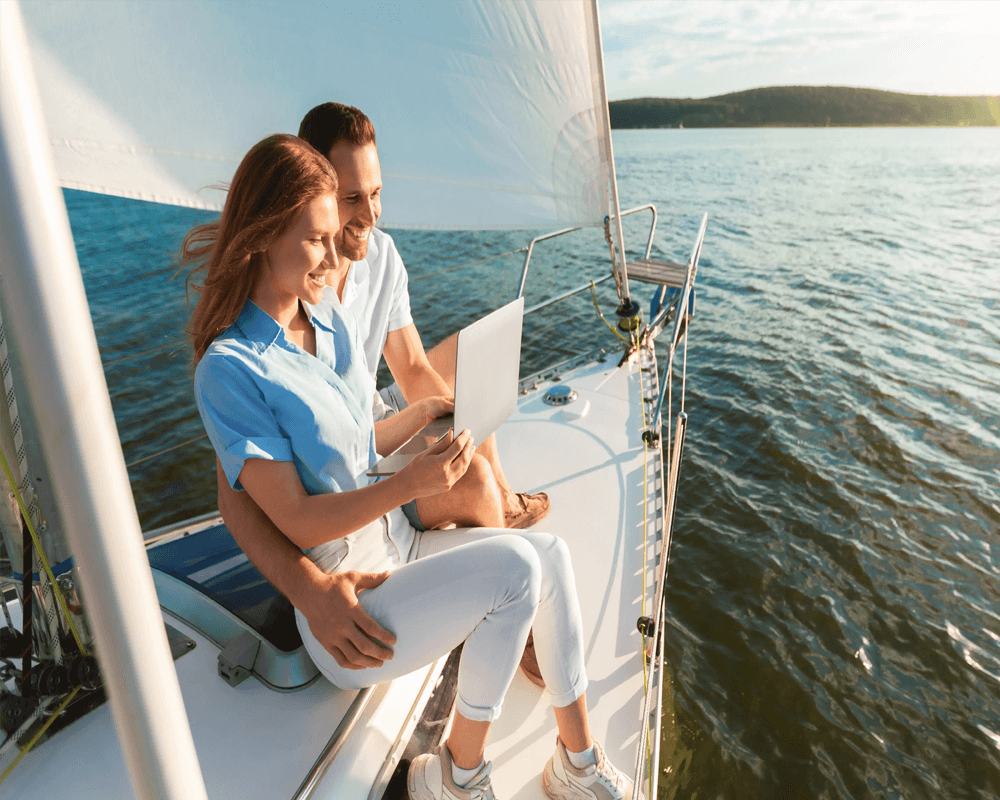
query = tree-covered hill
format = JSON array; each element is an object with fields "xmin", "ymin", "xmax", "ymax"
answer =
[{"xmin": 609, "ymin": 86, "xmax": 999, "ymax": 128}]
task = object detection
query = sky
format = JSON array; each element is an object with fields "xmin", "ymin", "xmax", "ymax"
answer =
[{"xmin": 600, "ymin": 0, "xmax": 1000, "ymax": 100}]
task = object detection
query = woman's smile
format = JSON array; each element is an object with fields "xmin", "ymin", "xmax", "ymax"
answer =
[{"xmin": 255, "ymin": 192, "xmax": 340, "ymax": 319}]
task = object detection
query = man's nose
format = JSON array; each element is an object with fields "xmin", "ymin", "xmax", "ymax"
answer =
[{"xmin": 359, "ymin": 199, "xmax": 376, "ymax": 225}]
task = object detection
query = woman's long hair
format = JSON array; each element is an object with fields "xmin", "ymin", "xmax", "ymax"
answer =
[{"xmin": 182, "ymin": 134, "xmax": 338, "ymax": 362}]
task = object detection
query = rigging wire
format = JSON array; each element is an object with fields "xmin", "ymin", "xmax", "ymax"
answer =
[
  {"xmin": 634, "ymin": 345, "xmax": 656, "ymax": 799},
  {"xmin": 126, "ymin": 433, "xmax": 209, "ymax": 469},
  {"xmin": 408, "ymin": 246, "xmax": 526, "ymax": 283},
  {"xmin": 102, "ymin": 340, "xmax": 186, "ymax": 367}
]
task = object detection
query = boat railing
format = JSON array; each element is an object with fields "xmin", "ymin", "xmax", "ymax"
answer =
[{"xmin": 516, "ymin": 204, "xmax": 658, "ymax": 314}]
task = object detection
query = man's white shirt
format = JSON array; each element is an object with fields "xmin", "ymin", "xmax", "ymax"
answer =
[{"xmin": 334, "ymin": 227, "xmax": 413, "ymax": 377}]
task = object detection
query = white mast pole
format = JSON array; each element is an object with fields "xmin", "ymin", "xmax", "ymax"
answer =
[
  {"xmin": 0, "ymin": 3, "xmax": 209, "ymax": 798},
  {"xmin": 589, "ymin": 0, "xmax": 633, "ymax": 310}
]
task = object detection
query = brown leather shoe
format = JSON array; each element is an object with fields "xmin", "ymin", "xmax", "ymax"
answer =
[
  {"xmin": 504, "ymin": 491, "xmax": 550, "ymax": 530},
  {"xmin": 519, "ymin": 629, "xmax": 545, "ymax": 688}
]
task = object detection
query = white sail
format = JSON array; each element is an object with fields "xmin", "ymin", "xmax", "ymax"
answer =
[{"xmin": 21, "ymin": 0, "xmax": 610, "ymax": 229}]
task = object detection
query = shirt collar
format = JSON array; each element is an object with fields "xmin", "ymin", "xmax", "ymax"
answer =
[
  {"xmin": 345, "ymin": 230, "xmax": 379, "ymax": 293},
  {"xmin": 234, "ymin": 299, "xmax": 335, "ymax": 351},
  {"xmin": 234, "ymin": 300, "xmax": 282, "ymax": 351}
]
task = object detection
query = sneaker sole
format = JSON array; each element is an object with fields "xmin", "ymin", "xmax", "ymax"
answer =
[
  {"xmin": 408, "ymin": 759, "xmax": 433, "ymax": 800},
  {"xmin": 541, "ymin": 762, "xmax": 587, "ymax": 800}
]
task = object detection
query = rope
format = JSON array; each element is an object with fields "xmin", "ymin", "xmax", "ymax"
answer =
[
  {"xmin": 589, "ymin": 281, "xmax": 629, "ymax": 347},
  {"xmin": 0, "ymin": 446, "xmax": 87, "ymax": 655},
  {"xmin": 0, "ymin": 687, "xmax": 80, "ymax": 785},
  {"xmin": 408, "ymin": 246, "xmax": 526, "ymax": 282},
  {"xmin": 0, "ymin": 311, "xmax": 40, "ymax": 530}
]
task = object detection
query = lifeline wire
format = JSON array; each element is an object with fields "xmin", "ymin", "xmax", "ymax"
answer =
[
  {"xmin": 634, "ymin": 345, "xmax": 656, "ymax": 799},
  {"xmin": 408, "ymin": 246, "xmax": 526, "ymax": 282}
]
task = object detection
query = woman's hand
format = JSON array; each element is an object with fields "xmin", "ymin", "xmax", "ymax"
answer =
[{"xmin": 395, "ymin": 429, "xmax": 475, "ymax": 500}]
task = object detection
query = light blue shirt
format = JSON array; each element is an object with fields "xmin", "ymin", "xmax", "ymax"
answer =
[{"xmin": 194, "ymin": 299, "xmax": 377, "ymax": 497}]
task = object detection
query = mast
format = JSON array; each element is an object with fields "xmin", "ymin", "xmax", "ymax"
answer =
[
  {"xmin": 0, "ymin": 3, "xmax": 208, "ymax": 797},
  {"xmin": 588, "ymin": 0, "xmax": 639, "ymax": 327}
]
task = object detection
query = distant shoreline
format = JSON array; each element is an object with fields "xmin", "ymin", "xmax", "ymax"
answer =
[{"xmin": 609, "ymin": 86, "xmax": 1000, "ymax": 129}]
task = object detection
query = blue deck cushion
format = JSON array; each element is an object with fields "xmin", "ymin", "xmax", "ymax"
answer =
[{"xmin": 147, "ymin": 521, "xmax": 301, "ymax": 653}]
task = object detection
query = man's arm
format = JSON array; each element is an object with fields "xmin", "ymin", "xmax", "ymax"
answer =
[
  {"xmin": 216, "ymin": 462, "xmax": 396, "ymax": 669},
  {"xmin": 383, "ymin": 323, "xmax": 451, "ymax": 403},
  {"xmin": 374, "ymin": 395, "xmax": 453, "ymax": 456}
]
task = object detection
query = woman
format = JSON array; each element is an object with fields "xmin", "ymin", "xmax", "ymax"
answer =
[{"xmin": 186, "ymin": 134, "xmax": 637, "ymax": 800}]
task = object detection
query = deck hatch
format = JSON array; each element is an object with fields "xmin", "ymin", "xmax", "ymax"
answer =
[{"xmin": 147, "ymin": 522, "xmax": 319, "ymax": 690}]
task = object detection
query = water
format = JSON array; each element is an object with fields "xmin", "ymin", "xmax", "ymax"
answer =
[{"xmin": 65, "ymin": 128, "xmax": 999, "ymax": 799}]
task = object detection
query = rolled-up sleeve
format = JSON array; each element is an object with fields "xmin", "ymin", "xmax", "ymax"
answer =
[
  {"xmin": 385, "ymin": 238, "xmax": 413, "ymax": 333},
  {"xmin": 194, "ymin": 352, "xmax": 293, "ymax": 490}
]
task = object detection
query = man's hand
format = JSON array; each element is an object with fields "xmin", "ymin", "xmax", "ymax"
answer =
[
  {"xmin": 301, "ymin": 569, "xmax": 397, "ymax": 670},
  {"xmin": 418, "ymin": 395, "xmax": 454, "ymax": 426}
]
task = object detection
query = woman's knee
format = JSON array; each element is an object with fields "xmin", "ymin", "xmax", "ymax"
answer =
[
  {"xmin": 522, "ymin": 532, "xmax": 575, "ymax": 599},
  {"xmin": 495, "ymin": 534, "xmax": 542, "ymax": 607}
]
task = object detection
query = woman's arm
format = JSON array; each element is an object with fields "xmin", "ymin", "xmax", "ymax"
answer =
[
  {"xmin": 373, "ymin": 395, "xmax": 453, "ymax": 456},
  {"xmin": 239, "ymin": 429, "xmax": 475, "ymax": 550}
]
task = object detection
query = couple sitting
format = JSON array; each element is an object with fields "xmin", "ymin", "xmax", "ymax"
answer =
[{"xmin": 188, "ymin": 103, "xmax": 637, "ymax": 800}]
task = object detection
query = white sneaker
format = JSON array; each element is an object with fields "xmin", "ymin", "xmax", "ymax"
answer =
[
  {"xmin": 408, "ymin": 744, "xmax": 496, "ymax": 800},
  {"xmin": 542, "ymin": 737, "xmax": 642, "ymax": 800}
]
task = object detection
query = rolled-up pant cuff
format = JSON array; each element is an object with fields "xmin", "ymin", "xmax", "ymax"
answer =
[
  {"xmin": 456, "ymin": 695, "xmax": 504, "ymax": 723},
  {"xmin": 547, "ymin": 675, "xmax": 589, "ymax": 709}
]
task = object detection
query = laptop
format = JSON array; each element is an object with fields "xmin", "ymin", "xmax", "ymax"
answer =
[{"xmin": 367, "ymin": 297, "xmax": 524, "ymax": 476}]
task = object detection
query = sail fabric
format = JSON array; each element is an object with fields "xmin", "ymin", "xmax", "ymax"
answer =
[{"xmin": 20, "ymin": 0, "xmax": 610, "ymax": 230}]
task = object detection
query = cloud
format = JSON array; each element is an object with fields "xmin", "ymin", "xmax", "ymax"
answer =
[{"xmin": 600, "ymin": 0, "xmax": 1000, "ymax": 98}]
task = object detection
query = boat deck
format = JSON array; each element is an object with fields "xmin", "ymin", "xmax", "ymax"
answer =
[
  {"xmin": 485, "ymin": 348, "xmax": 664, "ymax": 799},
  {"xmin": 4, "ymin": 346, "xmax": 665, "ymax": 799}
]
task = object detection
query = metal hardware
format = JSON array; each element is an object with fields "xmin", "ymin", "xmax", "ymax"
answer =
[
  {"xmin": 636, "ymin": 615, "xmax": 655, "ymax": 637},
  {"xmin": 293, "ymin": 684, "xmax": 381, "ymax": 800},
  {"xmin": 641, "ymin": 430, "xmax": 660, "ymax": 449},
  {"xmin": 628, "ymin": 257, "xmax": 688, "ymax": 287},
  {"xmin": 543, "ymin": 385, "xmax": 578, "ymax": 406},
  {"xmin": 649, "ymin": 215, "xmax": 708, "ymax": 426},
  {"xmin": 523, "ymin": 273, "xmax": 614, "ymax": 316},
  {"xmin": 217, "ymin": 631, "xmax": 259, "ymax": 688},
  {"xmin": 516, "ymin": 204, "xmax": 658, "ymax": 303},
  {"xmin": 616, "ymin": 299, "xmax": 642, "ymax": 332}
]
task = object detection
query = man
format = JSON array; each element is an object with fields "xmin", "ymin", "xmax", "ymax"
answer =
[
  {"xmin": 299, "ymin": 102, "xmax": 548, "ymax": 531},
  {"xmin": 218, "ymin": 103, "xmax": 548, "ymax": 671}
]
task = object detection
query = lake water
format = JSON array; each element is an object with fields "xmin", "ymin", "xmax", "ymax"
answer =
[{"xmin": 65, "ymin": 127, "xmax": 999, "ymax": 799}]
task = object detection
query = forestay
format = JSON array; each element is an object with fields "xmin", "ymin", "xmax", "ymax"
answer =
[{"xmin": 21, "ymin": 0, "xmax": 611, "ymax": 230}]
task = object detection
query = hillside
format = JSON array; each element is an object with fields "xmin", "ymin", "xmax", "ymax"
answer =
[{"xmin": 609, "ymin": 86, "xmax": 1000, "ymax": 128}]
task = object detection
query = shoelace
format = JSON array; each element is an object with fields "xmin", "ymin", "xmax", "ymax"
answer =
[{"xmin": 594, "ymin": 750, "xmax": 624, "ymax": 794}]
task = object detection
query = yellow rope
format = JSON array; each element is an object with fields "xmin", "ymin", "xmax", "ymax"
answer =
[
  {"xmin": 0, "ymin": 446, "xmax": 88, "ymax": 655},
  {"xmin": 589, "ymin": 282, "xmax": 630, "ymax": 346},
  {"xmin": 0, "ymin": 687, "xmax": 81, "ymax": 785}
]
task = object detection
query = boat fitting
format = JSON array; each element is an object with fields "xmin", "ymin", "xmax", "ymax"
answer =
[{"xmin": 542, "ymin": 385, "xmax": 578, "ymax": 406}]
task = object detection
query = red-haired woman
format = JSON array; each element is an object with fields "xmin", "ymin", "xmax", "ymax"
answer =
[{"xmin": 186, "ymin": 134, "xmax": 636, "ymax": 800}]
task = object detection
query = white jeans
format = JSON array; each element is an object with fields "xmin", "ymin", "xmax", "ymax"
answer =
[{"xmin": 297, "ymin": 522, "xmax": 588, "ymax": 722}]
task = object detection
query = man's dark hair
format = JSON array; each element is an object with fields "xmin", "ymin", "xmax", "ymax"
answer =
[{"xmin": 298, "ymin": 103, "xmax": 376, "ymax": 157}]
